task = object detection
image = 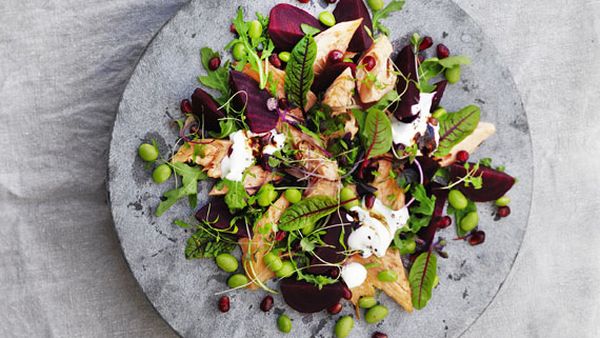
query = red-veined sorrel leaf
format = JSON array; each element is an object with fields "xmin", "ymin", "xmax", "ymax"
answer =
[
  {"xmin": 278, "ymin": 196, "xmax": 338, "ymax": 232},
  {"xmin": 361, "ymin": 108, "xmax": 393, "ymax": 160},
  {"xmin": 434, "ymin": 105, "xmax": 481, "ymax": 157},
  {"xmin": 284, "ymin": 34, "xmax": 317, "ymax": 111},
  {"xmin": 409, "ymin": 251, "xmax": 438, "ymax": 310}
]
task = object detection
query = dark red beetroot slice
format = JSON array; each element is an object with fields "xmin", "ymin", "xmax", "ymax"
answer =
[
  {"xmin": 195, "ymin": 198, "xmax": 249, "ymax": 238},
  {"xmin": 191, "ymin": 88, "xmax": 226, "ymax": 131},
  {"xmin": 268, "ymin": 4, "xmax": 325, "ymax": 51},
  {"xmin": 430, "ymin": 80, "xmax": 447, "ymax": 112},
  {"xmin": 312, "ymin": 62, "xmax": 356, "ymax": 93},
  {"xmin": 415, "ymin": 156, "xmax": 440, "ymax": 185},
  {"xmin": 417, "ymin": 187, "xmax": 448, "ymax": 247},
  {"xmin": 307, "ymin": 209, "xmax": 357, "ymax": 275},
  {"xmin": 393, "ymin": 45, "xmax": 420, "ymax": 122},
  {"xmin": 448, "ymin": 163, "xmax": 516, "ymax": 202},
  {"xmin": 280, "ymin": 278, "xmax": 344, "ymax": 313},
  {"xmin": 333, "ymin": 0, "xmax": 373, "ymax": 52},
  {"xmin": 229, "ymin": 70, "xmax": 279, "ymax": 133}
]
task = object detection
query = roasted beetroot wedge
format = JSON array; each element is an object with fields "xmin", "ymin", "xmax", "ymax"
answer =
[
  {"xmin": 280, "ymin": 278, "xmax": 344, "ymax": 313},
  {"xmin": 195, "ymin": 198, "xmax": 249, "ymax": 238},
  {"xmin": 333, "ymin": 0, "xmax": 373, "ymax": 52},
  {"xmin": 191, "ymin": 88, "xmax": 226, "ymax": 131},
  {"xmin": 431, "ymin": 80, "xmax": 448, "ymax": 112},
  {"xmin": 393, "ymin": 45, "xmax": 420, "ymax": 121},
  {"xmin": 448, "ymin": 163, "xmax": 516, "ymax": 202},
  {"xmin": 312, "ymin": 62, "xmax": 355, "ymax": 93},
  {"xmin": 306, "ymin": 210, "xmax": 356, "ymax": 275},
  {"xmin": 268, "ymin": 4, "xmax": 324, "ymax": 51},
  {"xmin": 229, "ymin": 70, "xmax": 279, "ymax": 133},
  {"xmin": 418, "ymin": 187, "xmax": 448, "ymax": 247}
]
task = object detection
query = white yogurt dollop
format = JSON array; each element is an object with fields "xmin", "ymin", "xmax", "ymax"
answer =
[
  {"xmin": 340, "ymin": 262, "xmax": 368, "ymax": 288},
  {"xmin": 262, "ymin": 130, "xmax": 286, "ymax": 155},
  {"xmin": 220, "ymin": 130, "xmax": 255, "ymax": 182},
  {"xmin": 391, "ymin": 92, "xmax": 437, "ymax": 147}
]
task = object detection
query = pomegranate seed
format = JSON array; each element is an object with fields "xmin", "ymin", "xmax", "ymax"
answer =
[
  {"xmin": 269, "ymin": 54, "xmax": 282, "ymax": 69},
  {"xmin": 327, "ymin": 303, "xmax": 342, "ymax": 314},
  {"xmin": 341, "ymin": 285, "xmax": 352, "ymax": 300},
  {"xmin": 437, "ymin": 216, "xmax": 452, "ymax": 229},
  {"xmin": 437, "ymin": 44, "xmax": 450, "ymax": 59},
  {"xmin": 456, "ymin": 150, "xmax": 470, "ymax": 163},
  {"xmin": 362, "ymin": 55, "xmax": 377, "ymax": 71},
  {"xmin": 218, "ymin": 296, "xmax": 230, "ymax": 313},
  {"xmin": 208, "ymin": 56, "xmax": 221, "ymax": 71},
  {"xmin": 260, "ymin": 295, "xmax": 274, "ymax": 312},
  {"xmin": 328, "ymin": 49, "xmax": 344, "ymax": 64},
  {"xmin": 365, "ymin": 194, "xmax": 376, "ymax": 209},
  {"xmin": 326, "ymin": 0, "xmax": 338, "ymax": 3},
  {"xmin": 419, "ymin": 36, "xmax": 433, "ymax": 51},
  {"xmin": 230, "ymin": 23, "xmax": 237, "ymax": 34},
  {"xmin": 180, "ymin": 99, "xmax": 192, "ymax": 114},
  {"xmin": 278, "ymin": 98, "xmax": 289, "ymax": 109},
  {"xmin": 468, "ymin": 231, "xmax": 486, "ymax": 246},
  {"xmin": 372, "ymin": 332, "xmax": 388, "ymax": 338},
  {"xmin": 275, "ymin": 231, "xmax": 286, "ymax": 241},
  {"xmin": 417, "ymin": 54, "xmax": 425, "ymax": 63},
  {"xmin": 497, "ymin": 206, "xmax": 511, "ymax": 218},
  {"xmin": 298, "ymin": 0, "xmax": 310, "ymax": 3},
  {"xmin": 330, "ymin": 268, "xmax": 340, "ymax": 278}
]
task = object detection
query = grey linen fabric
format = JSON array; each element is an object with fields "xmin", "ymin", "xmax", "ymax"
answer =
[{"xmin": 0, "ymin": 0, "xmax": 598, "ymax": 337}]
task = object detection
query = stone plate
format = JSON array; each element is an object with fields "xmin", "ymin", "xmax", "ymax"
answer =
[{"xmin": 108, "ymin": 0, "xmax": 532, "ymax": 337}]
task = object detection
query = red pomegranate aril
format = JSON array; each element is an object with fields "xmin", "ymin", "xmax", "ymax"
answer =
[
  {"xmin": 341, "ymin": 285, "xmax": 352, "ymax": 300},
  {"xmin": 209, "ymin": 56, "xmax": 221, "ymax": 71},
  {"xmin": 417, "ymin": 54, "xmax": 425, "ymax": 63},
  {"xmin": 365, "ymin": 194, "xmax": 376, "ymax": 209},
  {"xmin": 278, "ymin": 98, "xmax": 289, "ymax": 109},
  {"xmin": 218, "ymin": 296, "xmax": 230, "ymax": 313},
  {"xmin": 330, "ymin": 268, "xmax": 340, "ymax": 278},
  {"xmin": 437, "ymin": 216, "xmax": 452, "ymax": 229},
  {"xmin": 260, "ymin": 295, "xmax": 274, "ymax": 312},
  {"xmin": 298, "ymin": 0, "xmax": 310, "ymax": 3},
  {"xmin": 437, "ymin": 44, "xmax": 450, "ymax": 59},
  {"xmin": 419, "ymin": 36, "xmax": 433, "ymax": 51},
  {"xmin": 326, "ymin": 0, "xmax": 338, "ymax": 3},
  {"xmin": 362, "ymin": 55, "xmax": 377, "ymax": 71},
  {"xmin": 468, "ymin": 231, "xmax": 486, "ymax": 246},
  {"xmin": 230, "ymin": 23, "xmax": 237, "ymax": 34},
  {"xmin": 269, "ymin": 54, "xmax": 282, "ymax": 69},
  {"xmin": 327, "ymin": 303, "xmax": 342, "ymax": 314},
  {"xmin": 497, "ymin": 206, "xmax": 511, "ymax": 218},
  {"xmin": 275, "ymin": 230, "xmax": 286, "ymax": 241},
  {"xmin": 456, "ymin": 150, "xmax": 470, "ymax": 163},
  {"xmin": 372, "ymin": 332, "xmax": 389, "ymax": 338},
  {"xmin": 328, "ymin": 49, "xmax": 344, "ymax": 64},
  {"xmin": 180, "ymin": 99, "xmax": 192, "ymax": 114}
]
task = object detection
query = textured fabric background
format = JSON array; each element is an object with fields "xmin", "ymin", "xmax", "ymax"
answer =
[{"xmin": 0, "ymin": 0, "xmax": 598, "ymax": 337}]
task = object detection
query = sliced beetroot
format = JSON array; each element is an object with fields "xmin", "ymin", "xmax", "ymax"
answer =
[
  {"xmin": 312, "ymin": 62, "xmax": 356, "ymax": 93},
  {"xmin": 430, "ymin": 80, "xmax": 447, "ymax": 112},
  {"xmin": 393, "ymin": 45, "xmax": 420, "ymax": 122},
  {"xmin": 417, "ymin": 187, "xmax": 448, "ymax": 248},
  {"xmin": 229, "ymin": 70, "xmax": 279, "ymax": 133},
  {"xmin": 448, "ymin": 163, "xmax": 516, "ymax": 202},
  {"xmin": 307, "ymin": 247, "xmax": 343, "ymax": 275},
  {"xmin": 268, "ymin": 4, "xmax": 325, "ymax": 51},
  {"xmin": 307, "ymin": 210, "xmax": 357, "ymax": 275},
  {"xmin": 195, "ymin": 198, "xmax": 249, "ymax": 238},
  {"xmin": 280, "ymin": 278, "xmax": 344, "ymax": 313},
  {"xmin": 191, "ymin": 88, "xmax": 226, "ymax": 131},
  {"xmin": 333, "ymin": 0, "xmax": 373, "ymax": 52},
  {"xmin": 415, "ymin": 156, "xmax": 440, "ymax": 185}
]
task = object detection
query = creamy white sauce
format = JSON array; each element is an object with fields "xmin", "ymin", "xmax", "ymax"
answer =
[
  {"xmin": 391, "ymin": 92, "xmax": 437, "ymax": 147},
  {"xmin": 340, "ymin": 262, "xmax": 368, "ymax": 289},
  {"xmin": 348, "ymin": 198, "xmax": 410, "ymax": 258},
  {"xmin": 262, "ymin": 130, "xmax": 286, "ymax": 155},
  {"xmin": 220, "ymin": 130, "xmax": 255, "ymax": 182}
]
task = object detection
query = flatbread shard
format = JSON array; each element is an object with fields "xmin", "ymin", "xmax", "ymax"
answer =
[
  {"xmin": 371, "ymin": 156, "xmax": 405, "ymax": 210},
  {"xmin": 171, "ymin": 139, "xmax": 231, "ymax": 178},
  {"xmin": 323, "ymin": 67, "xmax": 356, "ymax": 111},
  {"xmin": 355, "ymin": 35, "xmax": 397, "ymax": 103},
  {"xmin": 347, "ymin": 249, "xmax": 413, "ymax": 313},
  {"xmin": 314, "ymin": 19, "xmax": 363, "ymax": 76}
]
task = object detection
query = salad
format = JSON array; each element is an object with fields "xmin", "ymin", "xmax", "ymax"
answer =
[{"xmin": 136, "ymin": 0, "xmax": 516, "ymax": 336}]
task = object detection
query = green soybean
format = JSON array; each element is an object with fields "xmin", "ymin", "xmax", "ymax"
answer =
[
  {"xmin": 152, "ymin": 164, "xmax": 172, "ymax": 184},
  {"xmin": 263, "ymin": 252, "xmax": 283, "ymax": 272},
  {"xmin": 445, "ymin": 66, "xmax": 461, "ymax": 84},
  {"xmin": 319, "ymin": 11, "xmax": 336, "ymax": 27},
  {"xmin": 368, "ymin": 0, "xmax": 385, "ymax": 11},
  {"xmin": 215, "ymin": 253, "xmax": 238, "ymax": 273},
  {"xmin": 399, "ymin": 238, "xmax": 416, "ymax": 255},
  {"xmin": 257, "ymin": 184, "xmax": 277, "ymax": 207},
  {"xmin": 248, "ymin": 20, "xmax": 263, "ymax": 39},
  {"xmin": 232, "ymin": 42, "xmax": 247, "ymax": 61},
  {"xmin": 358, "ymin": 296, "xmax": 377, "ymax": 309},
  {"xmin": 227, "ymin": 273, "xmax": 249, "ymax": 288},
  {"xmin": 432, "ymin": 107, "xmax": 447, "ymax": 120},
  {"xmin": 138, "ymin": 143, "xmax": 159, "ymax": 162},
  {"xmin": 495, "ymin": 196, "xmax": 511, "ymax": 207},
  {"xmin": 448, "ymin": 190, "xmax": 468, "ymax": 210},
  {"xmin": 278, "ymin": 51, "xmax": 291, "ymax": 63},
  {"xmin": 377, "ymin": 269, "xmax": 398, "ymax": 282},
  {"xmin": 276, "ymin": 261, "xmax": 295, "ymax": 278},
  {"xmin": 334, "ymin": 316, "xmax": 354, "ymax": 338},
  {"xmin": 284, "ymin": 188, "xmax": 302, "ymax": 204},
  {"xmin": 460, "ymin": 211, "xmax": 479, "ymax": 232},
  {"xmin": 340, "ymin": 187, "xmax": 359, "ymax": 210},
  {"xmin": 277, "ymin": 314, "xmax": 292, "ymax": 333},
  {"xmin": 365, "ymin": 305, "xmax": 389, "ymax": 324}
]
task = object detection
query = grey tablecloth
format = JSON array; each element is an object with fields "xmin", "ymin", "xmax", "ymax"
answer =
[{"xmin": 0, "ymin": 0, "xmax": 598, "ymax": 337}]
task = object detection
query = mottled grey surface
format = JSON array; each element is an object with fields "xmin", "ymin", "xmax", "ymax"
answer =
[{"xmin": 1, "ymin": 0, "xmax": 599, "ymax": 337}]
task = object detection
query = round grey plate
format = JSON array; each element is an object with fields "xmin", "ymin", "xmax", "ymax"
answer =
[{"xmin": 108, "ymin": 0, "xmax": 532, "ymax": 337}]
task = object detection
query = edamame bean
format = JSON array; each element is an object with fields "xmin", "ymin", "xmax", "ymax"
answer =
[
  {"xmin": 495, "ymin": 196, "xmax": 511, "ymax": 207},
  {"xmin": 432, "ymin": 107, "xmax": 447, "ymax": 120},
  {"xmin": 138, "ymin": 143, "xmax": 158, "ymax": 162},
  {"xmin": 248, "ymin": 20, "xmax": 263, "ymax": 39},
  {"xmin": 358, "ymin": 296, "xmax": 377, "ymax": 309},
  {"xmin": 445, "ymin": 66, "xmax": 461, "ymax": 84},
  {"xmin": 367, "ymin": 0, "xmax": 385, "ymax": 11},
  {"xmin": 278, "ymin": 51, "xmax": 291, "ymax": 63},
  {"xmin": 152, "ymin": 164, "xmax": 172, "ymax": 184},
  {"xmin": 263, "ymin": 252, "xmax": 283, "ymax": 272},
  {"xmin": 215, "ymin": 253, "xmax": 239, "ymax": 273},
  {"xmin": 232, "ymin": 42, "xmax": 247, "ymax": 61},
  {"xmin": 460, "ymin": 211, "xmax": 479, "ymax": 232},
  {"xmin": 377, "ymin": 270, "xmax": 398, "ymax": 282},
  {"xmin": 340, "ymin": 187, "xmax": 359, "ymax": 210},
  {"xmin": 448, "ymin": 190, "xmax": 468, "ymax": 210},
  {"xmin": 399, "ymin": 238, "xmax": 416, "ymax": 255},
  {"xmin": 319, "ymin": 11, "xmax": 336, "ymax": 27},
  {"xmin": 365, "ymin": 305, "xmax": 389, "ymax": 324},
  {"xmin": 277, "ymin": 314, "xmax": 292, "ymax": 333},
  {"xmin": 276, "ymin": 261, "xmax": 295, "ymax": 278},
  {"xmin": 334, "ymin": 315, "xmax": 354, "ymax": 338},
  {"xmin": 227, "ymin": 273, "xmax": 249, "ymax": 288},
  {"xmin": 257, "ymin": 184, "xmax": 277, "ymax": 207},
  {"xmin": 284, "ymin": 188, "xmax": 302, "ymax": 204}
]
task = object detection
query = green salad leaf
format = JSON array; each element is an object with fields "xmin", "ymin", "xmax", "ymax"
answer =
[
  {"xmin": 434, "ymin": 105, "xmax": 481, "ymax": 157},
  {"xmin": 284, "ymin": 34, "xmax": 317, "ymax": 111},
  {"xmin": 198, "ymin": 47, "xmax": 230, "ymax": 104},
  {"xmin": 409, "ymin": 251, "xmax": 438, "ymax": 310},
  {"xmin": 372, "ymin": 0, "xmax": 406, "ymax": 36},
  {"xmin": 406, "ymin": 184, "xmax": 437, "ymax": 233},
  {"xmin": 222, "ymin": 179, "xmax": 249, "ymax": 212},
  {"xmin": 155, "ymin": 163, "xmax": 208, "ymax": 217},
  {"xmin": 278, "ymin": 196, "xmax": 338, "ymax": 232},
  {"xmin": 185, "ymin": 228, "xmax": 237, "ymax": 259},
  {"xmin": 361, "ymin": 108, "xmax": 393, "ymax": 159},
  {"xmin": 300, "ymin": 23, "xmax": 321, "ymax": 36}
]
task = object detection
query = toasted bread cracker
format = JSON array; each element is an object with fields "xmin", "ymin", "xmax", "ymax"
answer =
[
  {"xmin": 355, "ymin": 36, "xmax": 397, "ymax": 103},
  {"xmin": 314, "ymin": 19, "xmax": 363, "ymax": 76},
  {"xmin": 171, "ymin": 140, "xmax": 231, "ymax": 178},
  {"xmin": 372, "ymin": 157, "xmax": 405, "ymax": 210}
]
